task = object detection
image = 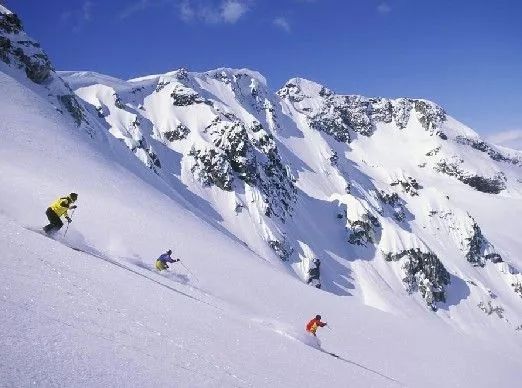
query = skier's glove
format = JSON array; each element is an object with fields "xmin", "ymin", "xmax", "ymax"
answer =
[
  {"xmin": 66, "ymin": 217, "xmax": 72, "ymax": 223},
  {"xmin": 70, "ymin": 205, "xmax": 77, "ymax": 209}
]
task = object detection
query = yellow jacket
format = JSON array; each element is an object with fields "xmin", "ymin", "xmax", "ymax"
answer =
[{"xmin": 50, "ymin": 196, "xmax": 75, "ymax": 217}]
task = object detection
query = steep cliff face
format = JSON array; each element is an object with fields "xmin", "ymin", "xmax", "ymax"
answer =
[{"xmin": 0, "ymin": 6, "xmax": 92, "ymax": 131}]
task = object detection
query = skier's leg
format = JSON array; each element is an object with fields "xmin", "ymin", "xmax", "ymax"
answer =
[
  {"xmin": 43, "ymin": 208, "xmax": 53, "ymax": 232},
  {"xmin": 44, "ymin": 208, "xmax": 63, "ymax": 234},
  {"xmin": 156, "ymin": 260, "xmax": 166, "ymax": 271}
]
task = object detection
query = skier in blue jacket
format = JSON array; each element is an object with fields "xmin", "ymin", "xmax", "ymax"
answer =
[{"xmin": 155, "ymin": 249, "xmax": 179, "ymax": 271}]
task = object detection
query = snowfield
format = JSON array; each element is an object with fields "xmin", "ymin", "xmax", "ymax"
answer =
[{"xmin": 1, "ymin": 5, "xmax": 521, "ymax": 387}]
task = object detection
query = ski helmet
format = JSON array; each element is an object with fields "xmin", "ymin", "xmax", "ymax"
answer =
[
  {"xmin": 167, "ymin": 249, "xmax": 172, "ymax": 255},
  {"xmin": 70, "ymin": 193, "xmax": 78, "ymax": 201},
  {"xmin": 315, "ymin": 314, "xmax": 321, "ymax": 320}
]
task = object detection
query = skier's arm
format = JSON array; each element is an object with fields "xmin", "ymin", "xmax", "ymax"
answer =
[{"xmin": 60, "ymin": 199, "xmax": 76, "ymax": 219}]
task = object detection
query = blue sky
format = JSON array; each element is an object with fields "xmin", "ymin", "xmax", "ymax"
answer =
[{"xmin": 3, "ymin": 0, "xmax": 522, "ymax": 138}]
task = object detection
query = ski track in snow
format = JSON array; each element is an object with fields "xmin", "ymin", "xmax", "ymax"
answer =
[
  {"xmin": 265, "ymin": 321, "xmax": 405, "ymax": 387},
  {"xmin": 24, "ymin": 226, "xmax": 226, "ymax": 312}
]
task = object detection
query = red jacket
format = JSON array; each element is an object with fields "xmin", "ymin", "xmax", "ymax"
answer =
[{"xmin": 306, "ymin": 318, "xmax": 326, "ymax": 334}]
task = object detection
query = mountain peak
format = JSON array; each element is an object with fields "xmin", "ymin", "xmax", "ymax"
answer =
[
  {"xmin": 0, "ymin": 4, "xmax": 13, "ymax": 15},
  {"xmin": 200, "ymin": 67, "xmax": 268, "ymax": 86},
  {"xmin": 281, "ymin": 77, "xmax": 331, "ymax": 96}
]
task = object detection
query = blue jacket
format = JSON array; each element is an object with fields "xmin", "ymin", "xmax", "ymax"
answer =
[{"xmin": 157, "ymin": 253, "xmax": 175, "ymax": 263}]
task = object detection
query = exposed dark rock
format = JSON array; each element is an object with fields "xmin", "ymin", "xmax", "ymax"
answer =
[
  {"xmin": 113, "ymin": 93, "xmax": 125, "ymax": 109},
  {"xmin": 307, "ymin": 258, "xmax": 321, "ymax": 289},
  {"xmin": 257, "ymin": 133, "xmax": 297, "ymax": 220},
  {"xmin": 342, "ymin": 96, "xmax": 375, "ymax": 136},
  {"xmin": 0, "ymin": 11, "xmax": 22, "ymax": 34},
  {"xmin": 312, "ymin": 95, "xmax": 398, "ymax": 138},
  {"xmin": 281, "ymin": 82, "xmax": 449, "ymax": 142},
  {"xmin": 268, "ymin": 238, "xmax": 294, "ymax": 261},
  {"xmin": 319, "ymin": 86, "xmax": 333, "ymax": 98},
  {"xmin": 164, "ymin": 123, "xmax": 190, "ymax": 141},
  {"xmin": 502, "ymin": 264, "xmax": 522, "ymax": 298},
  {"xmin": 211, "ymin": 122, "xmax": 257, "ymax": 185},
  {"xmin": 462, "ymin": 175, "xmax": 506, "ymax": 194},
  {"xmin": 0, "ymin": 11, "xmax": 56, "ymax": 84},
  {"xmin": 175, "ymin": 68, "xmax": 189, "ymax": 81},
  {"xmin": 192, "ymin": 119, "xmax": 297, "ymax": 220},
  {"xmin": 478, "ymin": 301, "xmax": 504, "ymax": 318},
  {"xmin": 277, "ymin": 81, "xmax": 305, "ymax": 103},
  {"xmin": 131, "ymin": 86, "xmax": 145, "ymax": 94},
  {"xmin": 250, "ymin": 121, "xmax": 263, "ymax": 133},
  {"xmin": 391, "ymin": 98, "xmax": 413, "ymax": 129},
  {"xmin": 213, "ymin": 71, "xmax": 231, "ymax": 84},
  {"xmin": 465, "ymin": 219, "xmax": 503, "ymax": 266},
  {"xmin": 369, "ymin": 98, "xmax": 393, "ymax": 123},
  {"xmin": 390, "ymin": 176, "xmax": 422, "ymax": 196},
  {"xmin": 171, "ymin": 86, "xmax": 204, "ymax": 106},
  {"xmin": 426, "ymin": 146, "xmax": 441, "ymax": 156},
  {"xmin": 513, "ymin": 282, "xmax": 522, "ymax": 299},
  {"xmin": 377, "ymin": 190, "xmax": 406, "ymax": 221},
  {"xmin": 348, "ymin": 214, "xmax": 380, "ymax": 246},
  {"xmin": 58, "ymin": 94, "xmax": 86, "ymax": 126},
  {"xmin": 234, "ymin": 202, "xmax": 244, "ymax": 213},
  {"xmin": 189, "ymin": 146, "xmax": 233, "ymax": 191},
  {"xmin": 309, "ymin": 109, "xmax": 352, "ymax": 142},
  {"xmin": 155, "ymin": 80, "xmax": 170, "ymax": 92},
  {"xmin": 414, "ymin": 100, "xmax": 446, "ymax": 132},
  {"xmin": 131, "ymin": 116, "xmax": 141, "ymax": 129},
  {"xmin": 13, "ymin": 47, "xmax": 52, "ymax": 83},
  {"xmin": 329, "ymin": 151, "xmax": 339, "ymax": 167},
  {"xmin": 455, "ymin": 136, "xmax": 521, "ymax": 166},
  {"xmin": 436, "ymin": 131, "xmax": 448, "ymax": 140},
  {"xmin": 435, "ymin": 160, "xmax": 506, "ymax": 194},
  {"xmin": 95, "ymin": 105, "xmax": 105, "ymax": 118},
  {"xmin": 131, "ymin": 137, "xmax": 161, "ymax": 171},
  {"xmin": 0, "ymin": 36, "xmax": 11, "ymax": 63},
  {"xmin": 151, "ymin": 153, "xmax": 161, "ymax": 168},
  {"xmin": 385, "ymin": 248, "xmax": 450, "ymax": 307}
]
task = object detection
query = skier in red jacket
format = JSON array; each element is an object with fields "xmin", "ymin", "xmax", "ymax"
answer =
[{"xmin": 306, "ymin": 314, "xmax": 327, "ymax": 336}]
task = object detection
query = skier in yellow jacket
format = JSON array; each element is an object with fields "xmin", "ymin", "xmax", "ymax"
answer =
[{"xmin": 43, "ymin": 193, "xmax": 78, "ymax": 234}]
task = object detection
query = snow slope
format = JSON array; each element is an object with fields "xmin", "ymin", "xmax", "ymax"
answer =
[{"xmin": 1, "ymin": 6, "xmax": 521, "ymax": 387}]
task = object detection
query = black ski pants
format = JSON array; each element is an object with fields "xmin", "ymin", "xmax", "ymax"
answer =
[{"xmin": 43, "ymin": 207, "xmax": 63, "ymax": 234}]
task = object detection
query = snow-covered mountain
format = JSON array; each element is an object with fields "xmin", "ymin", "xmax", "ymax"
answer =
[
  {"xmin": 1, "ymin": 5, "xmax": 521, "ymax": 387},
  {"xmin": 59, "ymin": 61, "xmax": 522, "ymax": 317}
]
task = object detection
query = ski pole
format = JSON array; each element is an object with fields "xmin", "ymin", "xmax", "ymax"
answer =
[
  {"xmin": 63, "ymin": 208, "xmax": 76, "ymax": 238},
  {"xmin": 180, "ymin": 261, "xmax": 199, "ymax": 282}
]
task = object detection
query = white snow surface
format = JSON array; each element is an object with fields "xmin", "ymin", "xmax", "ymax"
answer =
[{"xmin": 1, "ymin": 6, "xmax": 522, "ymax": 387}]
